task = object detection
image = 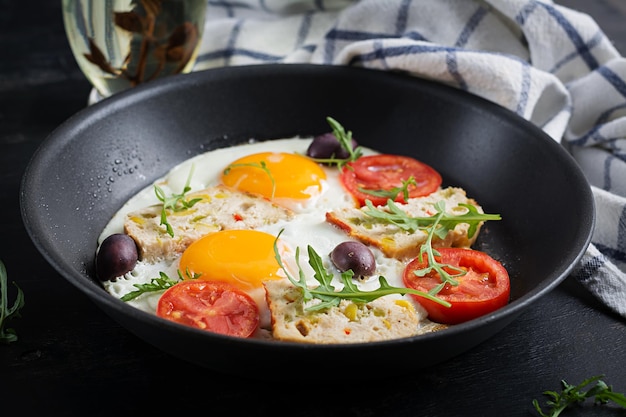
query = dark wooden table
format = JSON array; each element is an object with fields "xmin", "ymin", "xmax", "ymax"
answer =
[{"xmin": 1, "ymin": 1, "xmax": 625, "ymax": 416}]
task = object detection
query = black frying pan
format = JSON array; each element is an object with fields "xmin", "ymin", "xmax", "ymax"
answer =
[{"xmin": 20, "ymin": 64, "xmax": 594, "ymax": 379}]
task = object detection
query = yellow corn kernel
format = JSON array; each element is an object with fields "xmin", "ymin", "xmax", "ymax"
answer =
[
  {"xmin": 130, "ymin": 215, "xmax": 146, "ymax": 225},
  {"xmin": 343, "ymin": 303, "xmax": 359, "ymax": 321},
  {"xmin": 395, "ymin": 299, "xmax": 416, "ymax": 313},
  {"xmin": 171, "ymin": 207, "xmax": 197, "ymax": 216}
]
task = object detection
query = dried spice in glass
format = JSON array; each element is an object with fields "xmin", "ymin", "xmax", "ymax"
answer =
[{"xmin": 63, "ymin": 0, "xmax": 207, "ymax": 100}]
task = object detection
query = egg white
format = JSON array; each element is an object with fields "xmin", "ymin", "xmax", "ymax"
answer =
[{"xmin": 99, "ymin": 137, "xmax": 427, "ymax": 334}]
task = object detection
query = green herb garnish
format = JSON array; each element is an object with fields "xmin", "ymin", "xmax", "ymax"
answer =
[
  {"xmin": 223, "ymin": 160, "xmax": 276, "ymax": 198},
  {"xmin": 308, "ymin": 117, "xmax": 363, "ymax": 168},
  {"xmin": 327, "ymin": 116, "xmax": 362, "ymax": 163},
  {"xmin": 120, "ymin": 271, "xmax": 179, "ymax": 302},
  {"xmin": 272, "ymin": 230, "xmax": 451, "ymax": 312},
  {"xmin": 363, "ymin": 199, "xmax": 500, "ymax": 236},
  {"xmin": 120, "ymin": 268, "xmax": 201, "ymax": 302},
  {"xmin": 0, "ymin": 260, "xmax": 24, "ymax": 344},
  {"xmin": 363, "ymin": 199, "xmax": 501, "ymax": 295},
  {"xmin": 358, "ymin": 176, "xmax": 418, "ymax": 201},
  {"xmin": 154, "ymin": 164, "xmax": 202, "ymax": 237},
  {"xmin": 533, "ymin": 375, "xmax": 626, "ymax": 417}
]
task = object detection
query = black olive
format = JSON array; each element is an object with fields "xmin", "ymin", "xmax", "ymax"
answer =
[
  {"xmin": 96, "ymin": 233, "xmax": 139, "ymax": 281},
  {"xmin": 330, "ymin": 241, "xmax": 376, "ymax": 278},
  {"xmin": 306, "ymin": 132, "xmax": 358, "ymax": 160}
]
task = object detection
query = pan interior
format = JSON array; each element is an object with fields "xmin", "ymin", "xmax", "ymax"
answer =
[{"xmin": 20, "ymin": 64, "xmax": 594, "ymax": 375}]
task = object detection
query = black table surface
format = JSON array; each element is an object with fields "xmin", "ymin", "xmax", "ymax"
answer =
[{"xmin": 2, "ymin": 1, "xmax": 625, "ymax": 416}]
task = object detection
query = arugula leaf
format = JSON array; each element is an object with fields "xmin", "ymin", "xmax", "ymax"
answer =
[
  {"xmin": 326, "ymin": 116, "xmax": 362, "ymax": 163},
  {"xmin": 358, "ymin": 176, "xmax": 418, "ymax": 201},
  {"xmin": 307, "ymin": 117, "xmax": 364, "ymax": 168},
  {"xmin": 0, "ymin": 260, "xmax": 25, "ymax": 344},
  {"xmin": 119, "ymin": 268, "xmax": 202, "ymax": 301},
  {"xmin": 272, "ymin": 230, "xmax": 451, "ymax": 312},
  {"xmin": 362, "ymin": 199, "xmax": 501, "ymax": 295},
  {"xmin": 154, "ymin": 164, "xmax": 202, "ymax": 237},
  {"xmin": 412, "ymin": 202, "xmax": 467, "ymax": 292},
  {"xmin": 533, "ymin": 375, "xmax": 626, "ymax": 417},
  {"xmin": 120, "ymin": 272, "xmax": 178, "ymax": 301},
  {"xmin": 363, "ymin": 199, "xmax": 501, "ymax": 238}
]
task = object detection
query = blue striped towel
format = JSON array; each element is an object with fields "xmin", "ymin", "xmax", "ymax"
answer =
[{"xmin": 194, "ymin": 0, "xmax": 626, "ymax": 318}]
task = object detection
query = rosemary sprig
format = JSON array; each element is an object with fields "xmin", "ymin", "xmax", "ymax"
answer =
[
  {"xmin": 154, "ymin": 164, "xmax": 202, "ymax": 237},
  {"xmin": 0, "ymin": 260, "xmax": 24, "ymax": 344},
  {"xmin": 223, "ymin": 160, "xmax": 276, "ymax": 198},
  {"xmin": 533, "ymin": 375, "xmax": 626, "ymax": 417},
  {"xmin": 272, "ymin": 230, "xmax": 451, "ymax": 312},
  {"xmin": 363, "ymin": 199, "xmax": 501, "ymax": 295},
  {"xmin": 307, "ymin": 117, "xmax": 363, "ymax": 168}
]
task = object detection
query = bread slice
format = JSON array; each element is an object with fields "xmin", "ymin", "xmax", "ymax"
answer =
[
  {"xmin": 124, "ymin": 185, "xmax": 293, "ymax": 262},
  {"xmin": 263, "ymin": 279, "xmax": 446, "ymax": 344},
  {"xmin": 325, "ymin": 187, "xmax": 483, "ymax": 260}
]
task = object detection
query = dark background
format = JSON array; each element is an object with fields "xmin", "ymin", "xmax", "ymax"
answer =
[{"xmin": 1, "ymin": 1, "xmax": 625, "ymax": 416}]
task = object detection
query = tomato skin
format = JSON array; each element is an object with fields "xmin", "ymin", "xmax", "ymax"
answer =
[
  {"xmin": 157, "ymin": 280, "xmax": 259, "ymax": 338},
  {"xmin": 340, "ymin": 154, "xmax": 442, "ymax": 207},
  {"xmin": 403, "ymin": 248, "xmax": 510, "ymax": 324}
]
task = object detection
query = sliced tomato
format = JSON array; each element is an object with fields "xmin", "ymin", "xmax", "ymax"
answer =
[
  {"xmin": 156, "ymin": 280, "xmax": 259, "ymax": 338},
  {"xmin": 340, "ymin": 154, "xmax": 442, "ymax": 207},
  {"xmin": 403, "ymin": 248, "xmax": 510, "ymax": 324}
]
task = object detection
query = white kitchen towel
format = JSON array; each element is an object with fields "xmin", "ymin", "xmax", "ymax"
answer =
[{"xmin": 195, "ymin": 0, "xmax": 626, "ymax": 318}]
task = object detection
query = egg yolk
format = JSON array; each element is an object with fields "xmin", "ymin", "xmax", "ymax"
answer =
[
  {"xmin": 220, "ymin": 152, "xmax": 326, "ymax": 200},
  {"xmin": 178, "ymin": 229, "xmax": 285, "ymax": 290}
]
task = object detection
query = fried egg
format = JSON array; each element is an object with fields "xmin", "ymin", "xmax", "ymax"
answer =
[{"xmin": 99, "ymin": 138, "xmax": 424, "ymax": 335}]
